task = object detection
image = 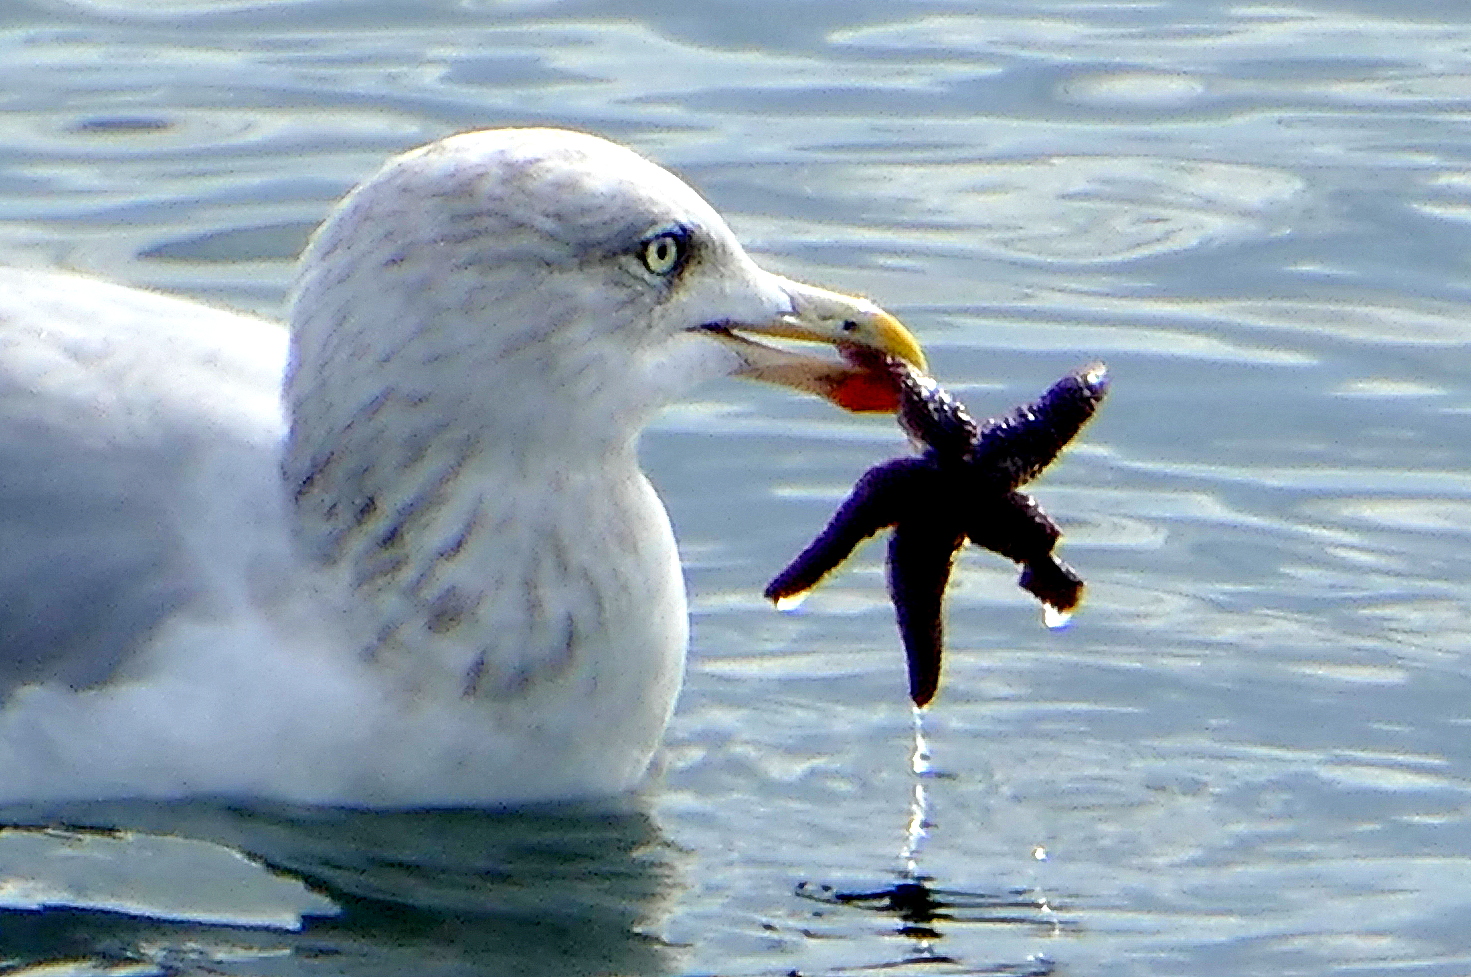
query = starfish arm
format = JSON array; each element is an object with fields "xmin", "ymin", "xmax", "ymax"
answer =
[
  {"xmin": 970, "ymin": 363, "xmax": 1109, "ymax": 490},
  {"xmin": 965, "ymin": 491, "xmax": 1058, "ymax": 562},
  {"xmin": 888, "ymin": 519, "xmax": 966, "ymax": 708},
  {"xmin": 766, "ymin": 458, "xmax": 934, "ymax": 603},
  {"xmin": 1018, "ymin": 557, "xmax": 1085, "ymax": 614},
  {"xmin": 966, "ymin": 491, "xmax": 1083, "ymax": 612},
  {"xmin": 896, "ymin": 368, "xmax": 978, "ymax": 458}
]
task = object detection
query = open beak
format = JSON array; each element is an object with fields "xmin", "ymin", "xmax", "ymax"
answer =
[{"xmin": 700, "ymin": 275, "xmax": 926, "ymax": 413}]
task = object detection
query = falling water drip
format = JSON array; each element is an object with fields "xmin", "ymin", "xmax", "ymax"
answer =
[
  {"xmin": 910, "ymin": 707, "xmax": 932, "ymax": 776},
  {"xmin": 901, "ymin": 780, "xmax": 927, "ymax": 879},
  {"xmin": 1028, "ymin": 848, "xmax": 1062, "ymax": 935},
  {"xmin": 901, "ymin": 706, "xmax": 932, "ymax": 878}
]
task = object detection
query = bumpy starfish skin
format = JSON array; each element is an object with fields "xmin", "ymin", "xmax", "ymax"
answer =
[{"xmin": 766, "ymin": 360, "xmax": 1108, "ymax": 707}]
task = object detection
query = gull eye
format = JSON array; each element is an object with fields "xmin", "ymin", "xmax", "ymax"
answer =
[{"xmin": 639, "ymin": 228, "xmax": 688, "ymax": 277}]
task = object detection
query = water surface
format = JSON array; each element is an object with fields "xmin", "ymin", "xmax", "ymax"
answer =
[{"xmin": 3, "ymin": 1, "xmax": 1471, "ymax": 974}]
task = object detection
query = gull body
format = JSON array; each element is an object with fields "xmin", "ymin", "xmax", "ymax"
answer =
[{"xmin": 0, "ymin": 129, "xmax": 921, "ymax": 806}]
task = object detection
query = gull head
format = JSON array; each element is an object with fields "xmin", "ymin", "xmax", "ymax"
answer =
[{"xmin": 286, "ymin": 128, "xmax": 923, "ymax": 470}]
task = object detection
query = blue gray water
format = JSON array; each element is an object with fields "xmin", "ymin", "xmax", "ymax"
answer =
[{"xmin": 3, "ymin": 1, "xmax": 1471, "ymax": 974}]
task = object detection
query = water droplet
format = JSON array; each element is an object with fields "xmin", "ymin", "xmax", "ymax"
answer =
[
  {"xmin": 901, "ymin": 709, "xmax": 934, "ymax": 874},
  {"xmin": 1042, "ymin": 605, "xmax": 1072, "ymax": 629},
  {"xmin": 902, "ymin": 780, "xmax": 930, "ymax": 870},
  {"xmin": 911, "ymin": 745, "xmax": 932, "ymax": 776},
  {"xmin": 910, "ymin": 707, "xmax": 932, "ymax": 774},
  {"xmin": 774, "ymin": 592, "xmax": 808, "ymax": 612}
]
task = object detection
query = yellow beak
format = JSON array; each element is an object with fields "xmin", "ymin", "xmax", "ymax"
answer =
[{"xmin": 706, "ymin": 275, "xmax": 926, "ymax": 413}]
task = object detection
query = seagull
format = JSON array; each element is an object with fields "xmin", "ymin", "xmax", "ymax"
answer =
[{"xmin": 0, "ymin": 128, "xmax": 925, "ymax": 806}]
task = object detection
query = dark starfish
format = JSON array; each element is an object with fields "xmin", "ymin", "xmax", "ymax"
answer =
[{"xmin": 765, "ymin": 357, "xmax": 1108, "ymax": 708}]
